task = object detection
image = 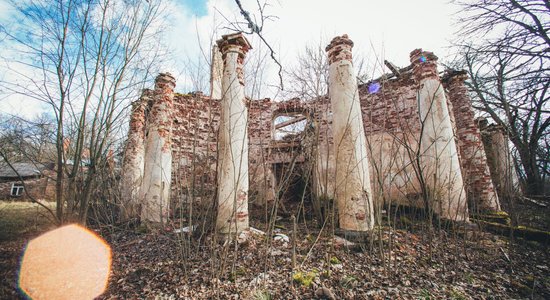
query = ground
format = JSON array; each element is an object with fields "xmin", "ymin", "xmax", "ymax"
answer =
[{"xmin": 0, "ymin": 200, "xmax": 548, "ymax": 299}]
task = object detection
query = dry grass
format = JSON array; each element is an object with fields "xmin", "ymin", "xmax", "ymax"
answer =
[{"xmin": 0, "ymin": 200, "xmax": 56, "ymax": 241}]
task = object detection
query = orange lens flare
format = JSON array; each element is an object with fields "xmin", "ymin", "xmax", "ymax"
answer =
[{"xmin": 18, "ymin": 224, "xmax": 111, "ymax": 300}]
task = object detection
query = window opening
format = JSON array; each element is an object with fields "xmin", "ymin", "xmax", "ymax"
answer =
[
  {"xmin": 273, "ymin": 114, "xmax": 307, "ymax": 141},
  {"xmin": 11, "ymin": 183, "xmax": 24, "ymax": 197}
]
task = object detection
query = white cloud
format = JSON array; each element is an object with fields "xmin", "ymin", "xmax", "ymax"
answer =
[
  {"xmin": 0, "ymin": 0, "xmax": 461, "ymax": 117},
  {"xmin": 161, "ymin": 0, "xmax": 459, "ymax": 98}
]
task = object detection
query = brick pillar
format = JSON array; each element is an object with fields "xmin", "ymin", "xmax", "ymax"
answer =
[
  {"xmin": 216, "ymin": 33, "xmax": 252, "ymax": 235},
  {"xmin": 326, "ymin": 35, "xmax": 374, "ymax": 232},
  {"xmin": 210, "ymin": 44, "xmax": 223, "ymax": 99},
  {"xmin": 140, "ymin": 73, "xmax": 175, "ymax": 223},
  {"xmin": 478, "ymin": 120, "xmax": 520, "ymax": 201},
  {"xmin": 444, "ymin": 71, "xmax": 500, "ymax": 212},
  {"xmin": 121, "ymin": 89, "xmax": 152, "ymax": 220},
  {"xmin": 411, "ymin": 49, "xmax": 469, "ymax": 222}
]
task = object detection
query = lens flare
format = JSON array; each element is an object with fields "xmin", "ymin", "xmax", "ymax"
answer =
[
  {"xmin": 18, "ymin": 224, "xmax": 111, "ymax": 300},
  {"xmin": 419, "ymin": 55, "xmax": 427, "ymax": 63},
  {"xmin": 368, "ymin": 82, "xmax": 381, "ymax": 94}
]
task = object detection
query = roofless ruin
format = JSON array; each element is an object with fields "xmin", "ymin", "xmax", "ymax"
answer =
[{"xmin": 121, "ymin": 33, "xmax": 517, "ymax": 237}]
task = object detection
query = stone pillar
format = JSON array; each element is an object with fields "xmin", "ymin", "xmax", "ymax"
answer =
[
  {"xmin": 444, "ymin": 71, "xmax": 500, "ymax": 212},
  {"xmin": 216, "ymin": 33, "xmax": 251, "ymax": 235},
  {"xmin": 326, "ymin": 35, "xmax": 374, "ymax": 232},
  {"xmin": 410, "ymin": 49, "xmax": 468, "ymax": 222},
  {"xmin": 121, "ymin": 89, "xmax": 152, "ymax": 219},
  {"xmin": 140, "ymin": 73, "xmax": 175, "ymax": 223},
  {"xmin": 210, "ymin": 44, "xmax": 223, "ymax": 99},
  {"xmin": 478, "ymin": 120, "xmax": 520, "ymax": 200}
]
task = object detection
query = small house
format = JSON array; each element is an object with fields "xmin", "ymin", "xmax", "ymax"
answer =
[{"xmin": 0, "ymin": 162, "xmax": 55, "ymax": 201}]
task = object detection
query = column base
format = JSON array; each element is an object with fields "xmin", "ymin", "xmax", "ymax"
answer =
[{"xmin": 334, "ymin": 229, "xmax": 370, "ymax": 243}]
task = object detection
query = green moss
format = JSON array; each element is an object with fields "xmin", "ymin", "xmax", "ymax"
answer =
[
  {"xmin": 471, "ymin": 211, "xmax": 511, "ymax": 225},
  {"xmin": 419, "ymin": 288, "xmax": 432, "ymax": 299},
  {"xmin": 329, "ymin": 256, "xmax": 341, "ymax": 264},
  {"xmin": 474, "ymin": 220, "xmax": 550, "ymax": 243},
  {"xmin": 292, "ymin": 270, "xmax": 317, "ymax": 287}
]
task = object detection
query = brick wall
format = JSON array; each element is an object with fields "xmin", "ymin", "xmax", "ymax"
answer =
[
  {"xmin": 443, "ymin": 71, "xmax": 500, "ymax": 212},
  {"xmin": 171, "ymin": 92, "xmax": 220, "ymax": 202},
  {"xmin": 127, "ymin": 49, "xmax": 504, "ymax": 217}
]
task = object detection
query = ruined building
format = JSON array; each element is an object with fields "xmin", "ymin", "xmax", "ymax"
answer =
[{"xmin": 122, "ymin": 33, "xmax": 514, "ymax": 233}]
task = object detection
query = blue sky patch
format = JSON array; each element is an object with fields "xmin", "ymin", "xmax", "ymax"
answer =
[{"xmin": 180, "ymin": 0, "xmax": 208, "ymax": 17}]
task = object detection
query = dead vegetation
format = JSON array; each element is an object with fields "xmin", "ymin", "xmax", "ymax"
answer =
[{"xmin": 1, "ymin": 200, "xmax": 549, "ymax": 299}]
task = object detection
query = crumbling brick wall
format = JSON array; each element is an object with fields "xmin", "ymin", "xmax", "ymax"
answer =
[
  {"xmin": 359, "ymin": 68, "xmax": 424, "ymax": 208},
  {"xmin": 127, "ymin": 49, "xmax": 503, "ymax": 218},
  {"xmin": 443, "ymin": 71, "xmax": 500, "ymax": 212},
  {"xmin": 171, "ymin": 92, "xmax": 220, "ymax": 202},
  {"xmin": 247, "ymin": 98, "xmax": 276, "ymax": 202}
]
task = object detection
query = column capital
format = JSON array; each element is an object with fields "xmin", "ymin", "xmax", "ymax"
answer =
[
  {"xmin": 326, "ymin": 34, "xmax": 354, "ymax": 64},
  {"xmin": 410, "ymin": 49, "xmax": 439, "ymax": 81},
  {"xmin": 216, "ymin": 32, "xmax": 252, "ymax": 57},
  {"xmin": 155, "ymin": 72, "xmax": 176, "ymax": 90}
]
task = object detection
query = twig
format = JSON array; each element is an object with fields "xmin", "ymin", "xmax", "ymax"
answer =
[
  {"xmin": 233, "ymin": 0, "xmax": 284, "ymax": 89},
  {"xmin": 499, "ymin": 246, "xmax": 511, "ymax": 263},
  {"xmin": 292, "ymin": 215, "xmax": 296, "ymax": 270}
]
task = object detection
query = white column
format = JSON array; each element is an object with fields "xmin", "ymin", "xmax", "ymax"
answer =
[
  {"xmin": 326, "ymin": 35, "xmax": 374, "ymax": 232},
  {"xmin": 140, "ymin": 73, "xmax": 175, "ymax": 223},
  {"xmin": 411, "ymin": 49, "xmax": 468, "ymax": 221},
  {"xmin": 216, "ymin": 33, "xmax": 252, "ymax": 235},
  {"xmin": 210, "ymin": 44, "xmax": 224, "ymax": 99}
]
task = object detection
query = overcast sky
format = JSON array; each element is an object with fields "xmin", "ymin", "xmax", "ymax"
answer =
[{"xmin": 0, "ymin": 0, "xmax": 462, "ymax": 118}]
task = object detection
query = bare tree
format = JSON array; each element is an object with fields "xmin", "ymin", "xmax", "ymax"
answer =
[
  {"xmin": 284, "ymin": 42, "xmax": 329, "ymax": 101},
  {"xmin": 0, "ymin": 114, "xmax": 56, "ymax": 164},
  {"xmin": 0, "ymin": 0, "xmax": 167, "ymax": 223},
  {"xmin": 452, "ymin": 0, "xmax": 550, "ymax": 195}
]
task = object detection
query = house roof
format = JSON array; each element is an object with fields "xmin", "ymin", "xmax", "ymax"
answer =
[{"xmin": 0, "ymin": 162, "xmax": 46, "ymax": 178}]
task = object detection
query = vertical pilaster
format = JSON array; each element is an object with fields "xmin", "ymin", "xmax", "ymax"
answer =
[
  {"xmin": 311, "ymin": 98, "xmax": 336, "ymax": 206},
  {"xmin": 444, "ymin": 71, "xmax": 500, "ymax": 212},
  {"xmin": 216, "ymin": 33, "xmax": 252, "ymax": 235},
  {"xmin": 140, "ymin": 73, "xmax": 175, "ymax": 223},
  {"xmin": 411, "ymin": 49, "xmax": 468, "ymax": 222},
  {"xmin": 210, "ymin": 44, "xmax": 223, "ymax": 99},
  {"xmin": 326, "ymin": 35, "xmax": 374, "ymax": 232},
  {"xmin": 121, "ymin": 90, "xmax": 151, "ymax": 219},
  {"xmin": 478, "ymin": 120, "xmax": 520, "ymax": 201}
]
